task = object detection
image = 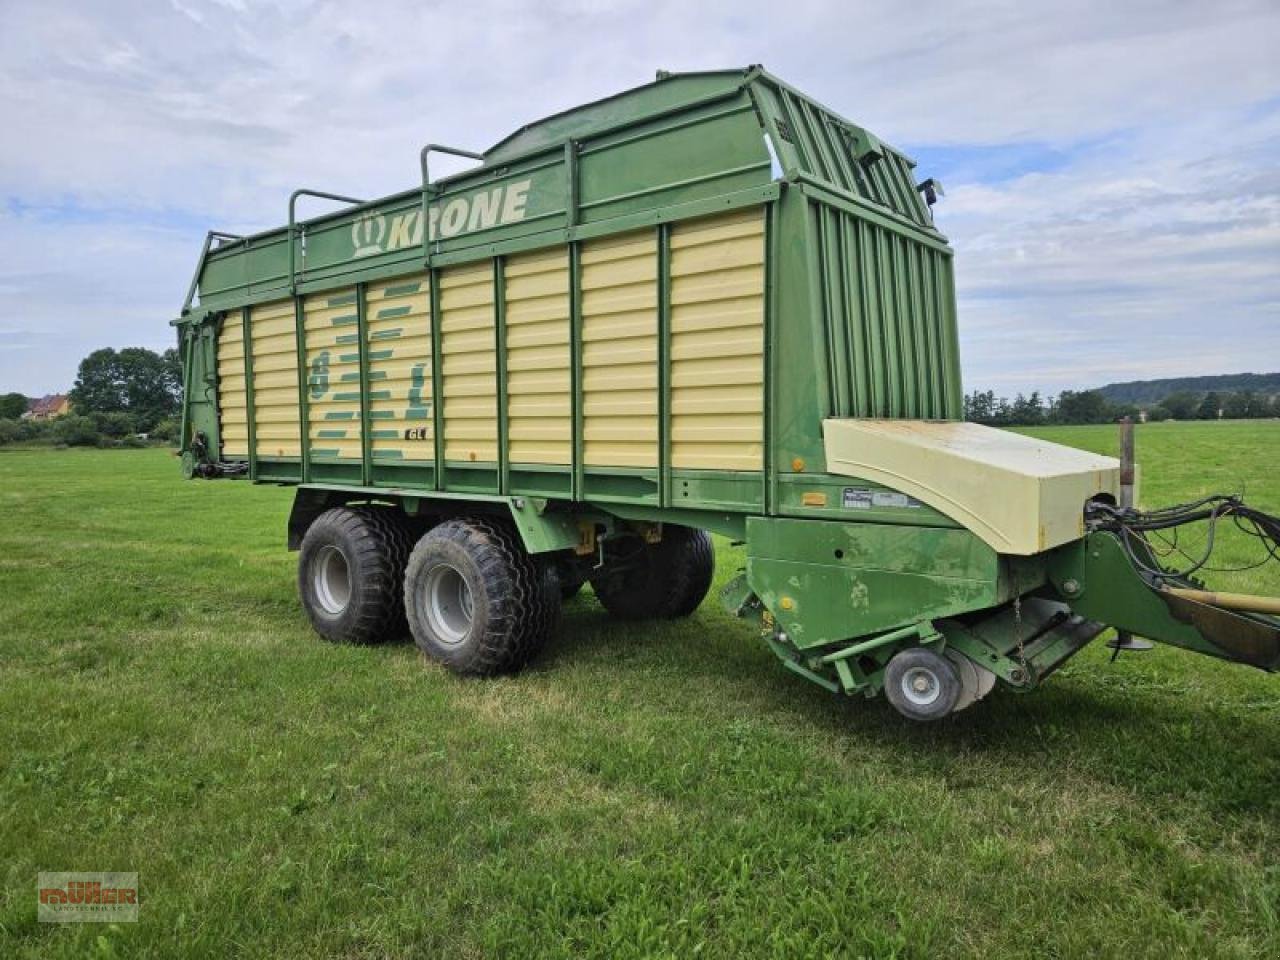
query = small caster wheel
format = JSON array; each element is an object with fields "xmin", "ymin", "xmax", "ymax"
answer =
[{"xmin": 884, "ymin": 647, "xmax": 962, "ymax": 721}]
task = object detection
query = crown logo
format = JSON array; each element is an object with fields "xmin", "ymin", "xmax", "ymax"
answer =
[{"xmin": 351, "ymin": 213, "xmax": 387, "ymax": 257}]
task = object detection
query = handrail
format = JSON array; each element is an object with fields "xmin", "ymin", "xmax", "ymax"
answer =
[
  {"xmin": 182, "ymin": 230, "xmax": 244, "ymax": 315},
  {"xmin": 288, "ymin": 189, "xmax": 364, "ymax": 291},
  {"xmin": 419, "ymin": 144, "xmax": 484, "ymax": 259}
]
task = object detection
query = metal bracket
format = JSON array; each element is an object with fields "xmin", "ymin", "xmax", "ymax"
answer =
[
  {"xmin": 287, "ymin": 189, "xmax": 364, "ymax": 292},
  {"xmin": 419, "ymin": 143, "xmax": 485, "ymax": 260},
  {"xmin": 181, "ymin": 230, "xmax": 243, "ymax": 315}
]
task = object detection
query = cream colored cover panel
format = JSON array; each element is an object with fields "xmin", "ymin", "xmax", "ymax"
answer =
[
  {"xmin": 216, "ymin": 311, "xmax": 248, "ymax": 457},
  {"xmin": 439, "ymin": 262, "xmax": 497, "ymax": 463},
  {"xmin": 250, "ymin": 299, "xmax": 300, "ymax": 458},
  {"xmin": 823, "ymin": 419, "xmax": 1121, "ymax": 555},
  {"xmin": 669, "ymin": 207, "xmax": 764, "ymax": 471},
  {"xmin": 581, "ymin": 230, "xmax": 658, "ymax": 468},
  {"xmin": 505, "ymin": 247, "xmax": 571, "ymax": 465}
]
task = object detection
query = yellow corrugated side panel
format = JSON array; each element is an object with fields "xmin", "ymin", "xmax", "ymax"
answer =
[
  {"xmin": 439, "ymin": 261, "xmax": 497, "ymax": 463},
  {"xmin": 505, "ymin": 247, "xmax": 571, "ymax": 465},
  {"xmin": 303, "ymin": 288, "xmax": 362, "ymax": 460},
  {"xmin": 250, "ymin": 299, "xmax": 301, "ymax": 458},
  {"xmin": 216, "ymin": 311, "xmax": 248, "ymax": 457},
  {"xmin": 669, "ymin": 207, "xmax": 765, "ymax": 471},
  {"xmin": 580, "ymin": 230, "xmax": 658, "ymax": 468},
  {"xmin": 365, "ymin": 273, "xmax": 432, "ymax": 462}
]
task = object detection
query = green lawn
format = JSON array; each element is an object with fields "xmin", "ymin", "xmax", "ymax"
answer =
[{"xmin": 1, "ymin": 421, "xmax": 1277, "ymax": 958}]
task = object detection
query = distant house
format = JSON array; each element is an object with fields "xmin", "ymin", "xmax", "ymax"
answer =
[{"xmin": 24, "ymin": 394, "xmax": 71, "ymax": 420}]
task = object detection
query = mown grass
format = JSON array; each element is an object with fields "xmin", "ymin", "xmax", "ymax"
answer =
[{"xmin": 0, "ymin": 421, "xmax": 1277, "ymax": 958}]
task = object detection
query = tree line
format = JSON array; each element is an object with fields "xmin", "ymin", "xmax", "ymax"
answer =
[
  {"xmin": 0, "ymin": 347, "xmax": 183, "ymax": 447},
  {"xmin": 963, "ymin": 388, "xmax": 1280, "ymax": 426}
]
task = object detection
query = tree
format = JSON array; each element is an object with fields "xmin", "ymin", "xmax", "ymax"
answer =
[
  {"xmin": 964, "ymin": 390, "xmax": 998, "ymax": 424},
  {"xmin": 0, "ymin": 392, "xmax": 26, "ymax": 419},
  {"xmin": 150, "ymin": 417, "xmax": 180, "ymax": 444},
  {"xmin": 90, "ymin": 411, "xmax": 138, "ymax": 439},
  {"xmin": 1196, "ymin": 391, "xmax": 1222, "ymax": 420},
  {"xmin": 1053, "ymin": 390, "xmax": 1113, "ymax": 425},
  {"xmin": 52, "ymin": 415, "xmax": 99, "ymax": 447},
  {"xmin": 69, "ymin": 347, "xmax": 181, "ymax": 431},
  {"xmin": 1009, "ymin": 392, "xmax": 1045, "ymax": 426},
  {"xmin": 1223, "ymin": 391, "xmax": 1252, "ymax": 420},
  {"xmin": 1158, "ymin": 391, "xmax": 1198, "ymax": 420}
]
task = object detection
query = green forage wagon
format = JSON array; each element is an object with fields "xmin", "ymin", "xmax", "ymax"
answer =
[{"xmin": 174, "ymin": 67, "xmax": 1280, "ymax": 720}]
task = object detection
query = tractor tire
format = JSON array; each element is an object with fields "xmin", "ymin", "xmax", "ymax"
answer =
[
  {"xmin": 298, "ymin": 506, "xmax": 415, "ymax": 645},
  {"xmin": 590, "ymin": 525, "xmax": 714, "ymax": 620},
  {"xmin": 403, "ymin": 517, "xmax": 558, "ymax": 675},
  {"xmin": 883, "ymin": 647, "xmax": 962, "ymax": 722}
]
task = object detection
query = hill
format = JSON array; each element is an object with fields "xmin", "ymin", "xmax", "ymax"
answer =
[{"xmin": 1095, "ymin": 372, "xmax": 1280, "ymax": 405}]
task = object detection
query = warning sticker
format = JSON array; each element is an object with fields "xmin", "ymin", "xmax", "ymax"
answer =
[
  {"xmin": 841, "ymin": 488, "xmax": 873, "ymax": 509},
  {"xmin": 842, "ymin": 488, "xmax": 924, "ymax": 510}
]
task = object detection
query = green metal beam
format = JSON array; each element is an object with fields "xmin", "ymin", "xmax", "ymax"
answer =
[
  {"xmin": 292, "ymin": 296, "xmax": 311, "ymax": 481},
  {"xmin": 569, "ymin": 241, "xmax": 584, "ymax": 502},
  {"xmin": 355, "ymin": 282, "xmax": 373, "ymax": 485},
  {"xmin": 428, "ymin": 268, "xmax": 445, "ymax": 491},
  {"xmin": 241, "ymin": 306, "xmax": 257, "ymax": 479},
  {"xmin": 657, "ymin": 224, "xmax": 672, "ymax": 508},
  {"xmin": 494, "ymin": 257, "xmax": 510, "ymax": 496}
]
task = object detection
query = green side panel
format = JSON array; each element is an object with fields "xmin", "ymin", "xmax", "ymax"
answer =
[
  {"xmin": 745, "ymin": 516, "xmax": 1002, "ymax": 650},
  {"xmin": 806, "ymin": 198, "xmax": 961, "ymax": 420},
  {"xmin": 576, "ymin": 90, "xmax": 770, "ymax": 224}
]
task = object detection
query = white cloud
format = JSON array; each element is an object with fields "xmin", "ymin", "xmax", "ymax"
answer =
[{"xmin": 0, "ymin": 0, "xmax": 1277, "ymax": 395}]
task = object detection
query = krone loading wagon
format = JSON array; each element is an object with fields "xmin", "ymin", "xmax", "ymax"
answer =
[{"xmin": 175, "ymin": 67, "xmax": 1280, "ymax": 720}]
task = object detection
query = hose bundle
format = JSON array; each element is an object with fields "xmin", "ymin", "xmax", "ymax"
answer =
[{"xmin": 1085, "ymin": 494, "xmax": 1280, "ymax": 582}]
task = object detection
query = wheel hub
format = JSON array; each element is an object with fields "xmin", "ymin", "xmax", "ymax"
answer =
[
  {"xmin": 424, "ymin": 563, "xmax": 474, "ymax": 645},
  {"xmin": 901, "ymin": 666, "xmax": 941, "ymax": 706},
  {"xmin": 313, "ymin": 544, "xmax": 352, "ymax": 615}
]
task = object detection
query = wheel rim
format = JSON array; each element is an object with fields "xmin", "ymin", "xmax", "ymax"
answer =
[
  {"xmin": 900, "ymin": 665, "xmax": 942, "ymax": 707},
  {"xmin": 313, "ymin": 545, "xmax": 352, "ymax": 616},
  {"xmin": 424, "ymin": 563, "xmax": 473, "ymax": 645}
]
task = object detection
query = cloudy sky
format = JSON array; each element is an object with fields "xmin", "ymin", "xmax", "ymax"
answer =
[{"xmin": 1, "ymin": 0, "xmax": 1276, "ymax": 398}]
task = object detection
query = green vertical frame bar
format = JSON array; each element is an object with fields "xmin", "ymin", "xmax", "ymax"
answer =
[
  {"xmin": 656, "ymin": 224, "xmax": 671, "ymax": 507},
  {"xmin": 241, "ymin": 306, "xmax": 257, "ymax": 481},
  {"xmin": 494, "ymin": 257, "xmax": 510, "ymax": 495},
  {"xmin": 293, "ymin": 294, "xmax": 311, "ymax": 481},
  {"xmin": 355, "ymin": 282, "xmax": 373, "ymax": 485},
  {"xmin": 565, "ymin": 141, "xmax": 579, "ymax": 227},
  {"xmin": 802, "ymin": 199, "xmax": 835, "ymax": 420},
  {"xmin": 428, "ymin": 266, "xmax": 446, "ymax": 490},
  {"xmin": 569, "ymin": 242, "xmax": 585, "ymax": 501},
  {"xmin": 763, "ymin": 201, "xmax": 777, "ymax": 515},
  {"xmin": 202, "ymin": 319, "xmax": 222, "ymax": 458}
]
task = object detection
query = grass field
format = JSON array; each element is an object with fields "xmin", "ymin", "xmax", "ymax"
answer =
[{"xmin": 1, "ymin": 421, "xmax": 1277, "ymax": 958}]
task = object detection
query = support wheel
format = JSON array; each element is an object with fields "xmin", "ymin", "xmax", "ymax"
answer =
[
  {"xmin": 404, "ymin": 517, "xmax": 558, "ymax": 675},
  {"xmin": 298, "ymin": 506, "xmax": 415, "ymax": 645},
  {"xmin": 589, "ymin": 526, "xmax": 714, "ymax": 620},
  {"xmin": 884, "ymin": 648, "xmax": 962, "ymax": 722}
]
